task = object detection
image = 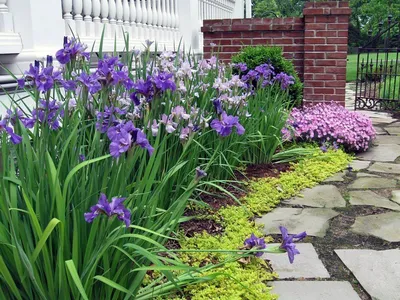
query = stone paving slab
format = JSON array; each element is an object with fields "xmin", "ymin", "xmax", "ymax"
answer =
[
  {"xmin": 263, "ymin": 243, "xmax": 330, "ymax": 279},
  {"xmin": 270, "ymin": 281, "xmax": 361, "ymax": 300},
  {"xmin": 349, "ymin": 190, "xmax": 400, "ymax": 211},
  {"xmin": 376, "ymin": 135, "xmax": 400, "ymax": 144},
  {"xmin": 256, "ymin": 208, "xmax": 339, "ymax": 237},
  {"xmin": 324, "ymin": 171, "xmax": 346, "ymax": 182},
  {"xmin": 348, "ymin": 177, "xmax": 397, "ymax": 189},
  {"xmin": 356, "ymin": 172, "xmax": 380, "ymax": 178},
  {"xmin": 368, "ymin": 162, "xmax": 400, "ymax": 174},
  {"xmin": 349, "ymin": 160, "xmax": 371, "ymax": 170},
  {"xmin": 357, "ymin": 144, "xmax": 400, "ymax": 162},
  {"xmin": 284, "ymin": 185, "xmax": 346, "ymax": 208},
  {"xmin": 385, "ymin": 126, "xmax": 400, "ymax": 135},
  {"xmin": 374, "ymin": 127, "xmax": 388, "ymax": 135},
  {"xmin": 392, "ymin": 190, "xmax": 400, "ymax": 205},
  {"xmin": 351, "ymin": 212, "xmax": 400, "ymax": 242},
  {"xmin": 335, "ymin": 249, "xmax": 400, "ymax": 300}
]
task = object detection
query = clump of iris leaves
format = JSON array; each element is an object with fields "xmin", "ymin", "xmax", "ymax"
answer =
[{"xmin": 0, "ymin": 33, "xmax": 313, "ymax": 300}]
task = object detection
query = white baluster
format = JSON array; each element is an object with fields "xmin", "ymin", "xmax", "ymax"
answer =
[
  {"xmin": 152, "ymin": 0, "xmax": 158, "ymax": 42},
  {"xmin": 73, "ymin": 0, "xmax": 84, "ymax": 36},
  {"xmin": 130, "ymin": 0, "xmax": 138, "ymax": 39},
  {"xmin": 161, "ymin": 0, "xmax": 167, "ymax": 44},
  {"xmin": 156, "ymin": 0, "xmax": 162, "ymax": 43},
  {"xmin": 0, "ymin": 0, "xmax": 14, "ymax": 32},
  {"xmin": 116, "ymin": 0, "xmax": 123, "ymax": 37},
  {"xmin": 141, "ymin": 0, "xmax": 148, "ymax": 39},
  {"xmin": 82, "ymin": 0, "xmax": 94, "ymax": 37},
  {"xmin": 100, "ymin": 0, "xmax": 110, "ymax": 37},
  {"xmin": 147, "ymin": 0, "xmax": 154, "ymax": 41},
  {"xmin": 173, "ymin": 0, "xmax": 179, "ymax": 43},
  {"xmin": 63, "ymin": 0, "xmax": 75, "ymax": 35},
  {"xmin": 165, "ymin": 0, "xmax": 172, "ymax": 44},
  {"xmin": 122, "ymin": 0, "xmax": 130, "ymax": 36},
  {"xmin": 109, "ymin": 0, "xmax": 117, "ymax": 38},
  {"xmin": 92, "ymin": 0, "xmax": 102, "ymax": 36},
  {"xmin": 136, "ymin": 0, "xmax": 143, "ymax": 40}
]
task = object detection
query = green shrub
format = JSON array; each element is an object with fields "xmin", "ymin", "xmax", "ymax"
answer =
[{"xmin": 231, "ymin": 46, "xmax": 303, "ymax": 106}]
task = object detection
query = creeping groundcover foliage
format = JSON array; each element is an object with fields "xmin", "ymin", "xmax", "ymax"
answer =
[{"xmin": 0, "ymin": 36, "xmax": 316, "ymax": 299}]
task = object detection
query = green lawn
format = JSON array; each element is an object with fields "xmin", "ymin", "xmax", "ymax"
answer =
[{"xmin": 346, "ymin": 52, "xmax": 399, "ymax": 82}]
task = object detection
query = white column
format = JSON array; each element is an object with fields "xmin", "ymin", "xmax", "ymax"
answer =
[
  {"xmin": 101, "ymin": 0, "xmax": 110, "ymax": 37},
  {"xmin": 83, "ymin": 0, "xmax": 94, "ymax": 37},
  {"xmin": 232, "ymin": 0, "xmax": 244, "ymax": 18},
  {"xmin": 116, "ymin": 0, "xmax": 123, "ymax": 37},
  {"xmin": 73, "ymin": 0, "xmax": 84, "ymax": 36},
  {"xmin": 109, "ymin": 0, "xmax": 117, "ymax": 38},
  {"xmin": 141, "ymin": 0, "xmax": 147, "ymax": 38},
  {"xmin": 130, "ymin": 0, "xmax": 138, "ymax": 39},
  {"xmin": 122, "ymin": 0, "xmax": 130, "ymax": 35},
  {"xmin": 177, "ymin": 0, "xmax": 200, "ymax": 52},
  {"xmin": 92, "ymin": 0, "xmax": 102, "ymax": 37},
  {"xmin": 245, "ymin": 0, "xmax": 251, "ymax": 18},
  {"xmin": 62, "ymin": 0, "xmax": 75, "ymax": 34},
  {"xmin": 136, "ymin": 0, "xmax": 143, "ymax": 40},
  {"xmin": 147, "ymin": 0, "xmax": 154, "ymax": 41},
  {"xmin": 0, "ymin": 0, "xmax": 14, "ymax": 32}
]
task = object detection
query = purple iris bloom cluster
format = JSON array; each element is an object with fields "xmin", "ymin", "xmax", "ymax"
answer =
[
  {"xmin": 107, "ymin": 120, "xmax": 154, "ymax": 158},
  {"xmin": 233, "ymin": 62, "xmax": 248, "ymax": 72},
  {"xmin": 130, "ymin": 72, "xmax": 176, "ymax": 105},
  {"xmin": 56, "ymin": 36, "xmax": 89, "ymax": 65},
  {"xmin": 0, "ymin": 118, "xmax": 22, "ymax": 145},
  {"xmin": 210, "ymin": 112, "xmax": 245, "ymax": 137},
  {"xmin": 24, "ymin": 100, "xmax": 64, "ymax": 130},
  {"xmin": 279, "ymin": 226, "xmax": 307, "ymax": 264},
  {"xmin": 244, "ymin": 233, "xmax": 267, "ymax": 257},
  {"xmin": 84, "ymin": 193, "xmax": 131, "ymax": 228},
  {"xmin": 21, "ymin": 61, "xmax": 62, "ymax": 93},
  {"xmin": 96, "ymin": 106, "xmax": 126, "ymax": 133},
  {"xmin": 274, "ymin": 72, "xmax": 295, "ymax": 90}
]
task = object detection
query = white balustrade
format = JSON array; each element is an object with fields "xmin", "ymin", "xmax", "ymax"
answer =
[
  {"xmin": 0, "ymin": 0, "xmax": 14, "ymax": 32},
  {"xmin": 136, "ymin": 0, "xmax": 143, "ymax": 40},
  {"xmin": 92, "ymin": 0, "xmax": 102, "ymax": 37},
  {"xmin": 122, "ymin": 0, "xmax": 130, "ymax": 34},
  {"xmin": 109, "ymin": 0, "xmax": 117, "ymax": 38},
  {"xmin": 73, "ymin": 0, "xmax": 84, "ymax": 36},
  {"xmin": 116, "ymin": 0, "xmax": 123, "ymax": 37},
  {"xmin": 62, "ymin": 0, "xmax": 75, "ymax": 34},
  {"xmin": 130, "ymin": 0, "xmax": 137, "ymax": 39},
  {"xmin": 83, "ymin": 0, "xmax": 94, "ymax": 36}
]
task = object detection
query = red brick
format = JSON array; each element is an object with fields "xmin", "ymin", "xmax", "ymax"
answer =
[
  {"xmin": 305, "ymin": 81, "xmax": 325, "ymax": 87},
  {"xmin": 314, "ymin": 74, "xmax": 336, "ymax": 80},
  {"xmin": 271, "ymin": 24, "xmax": 296, "ymax": 31},
  {"xmin": 336, "ymin": 74, "xmax": 346, "ymax": 81},
  {"xmin": 316, "ymin": 31, "xmax": 337, "ymax": 37},
  {"xmin": 313, "ymin": 45, "xmax": 336, "ymax": 52},
  {"xmin": 232, "ymin": 39, "xmax": 252, "ymax": 46},
  {"xmin": 338, "ymin": 30, "xmax": 349, "ymax": 37},
  {"xmin": 327, "ymin": 95, "xmax": 345, "ymax": 102},
  {"xmin": 335, "ymin": 88, "xmax": 346, "ymax": 95},
  {"xmin": 217, "ymin": 53, "xmax": 234, "ymax": 60},
  {"xmin": 204, "ymin": 32, "xmax": 223, "ymax": 38},
  {"xmin": 222, "ymin": 46, "xmax": 243, "ymax": 52},
  {"xmin": 304, "ymin": 66, "xmax": 325, "ymax": 73},
  {"xmin": 284, "ymin": 31, "xmax": 304, "ymax": 37},
  {"xmin": 294, "ymin": 38, "xmax": 304, "ymax": 44},
  {"xmin": 231, "ymin": 24, "xmax": 252, "ymax": 31},
  {"xmin": 337, "ymin": 45, "xmax": 348, "ymax": 51},
  {"xmin": 304, "ymin": 73, "xmax": 314, "ymax": 80},
  {"xmin": 327, "ymin": 23, "xmax": 348, "ymax": 30},
  {"xmin": 305, "ymin": 37, "xmax": 326, "ymax": 44},
  {"xmin": 316, "ymin": 60, "xmax": 337, "ymax": 66},
  {"xmin": 283, "ymin": 45, "xmax": 303, "ymax": 52},
  {"xmin": 326, "ymin": 67, "xmax": 347, "ymax": 74},
  {"xmin": 304, "ymin": 16, "xmax": 315, "ymax": 23},
  {"xmin": 305, "ymin": 31, "xmax": 315, "ymax": 37},
  {"xmin": 252, "ymin": 24, "xmax": 271, "ymax": 31},
  {"xmin": 304, "ymin": 45, "xmax": 314, "ymax": 51},
  {"xmin": 314, "ymin": 88, "xmax": 335, "ymax": 94},
  {"xmin": 307, "ymin": 23, "xmax": 327, "ymax": 30},
  {"xmin": 339, "ymin": 2, "xmax": 350, "ymax": 8},
  {"xmin": 331, "ymin": 8, "xmax": 352, "ymax": 15},
  {"xmin": 252, "ymin": 39, "xmax": 272, "ymax": 45},
  {"xmin": 205, "ymin": 25, "xmax": 231, "ymax": 32},
  {"xmin": 305, "ymin": 60, "xmax": 315, "ymax": 66},
  {"xmin": 304, "ymin": 94, "xmax": 325, "ymax": 101},
  {"xmin": 338, "ymin": 16, "xmax": 350, "ymax": 23},
  {"xmin": 222, "ymin": 32, "xmax": 242, "ymax": 39},
  {"xmin": 244, "ymin": 32, "xmax": 263, "ymax": 38},
  {"xmin": 307, "ymin": 53, "xmax": 325, "ymax": 59},
  {"xmin": 326, "ymin": 52, "xmax": 347, "ymax": 59},
  {"xmin": 262, "ymin": 31, "xmax": 283, "ymax": 38},
  {"xmin": 336, "ymin": 60, "xmax": 347, "ymax": 67},
  {"xmin": 303, "ymin": 8, "xmax": 325, "ymax": 15},
  {"xmin": 313, "ymin": 2, "xmax": 339, "ymax": 8},
  {"xmin": 274, "ymin": 38, "xmax": 294, "ymax": 44},
  {"xmin": 327, "ymin": 37, "xmax": 348, "ymax": 44},
  {"xmin": 325, "ymin": 81, "xmax": 345, "ymax": 87},
  {"xmin": 315, "ymin": 16, "xmax": 337, "ymax": 23}
]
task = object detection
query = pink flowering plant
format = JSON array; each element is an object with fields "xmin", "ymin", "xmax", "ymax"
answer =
[
  {"xmin": 0, "ymin": 35, "xmax": 306, "ymax": 299},
  {"xmin": 284, "ymin": 103, "xmax": 376, "ymax": 152}
]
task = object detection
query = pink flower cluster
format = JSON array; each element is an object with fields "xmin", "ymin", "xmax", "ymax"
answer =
[{"xmin": 284, "ymin": 103, "xmax": 376, "ymax": 152}]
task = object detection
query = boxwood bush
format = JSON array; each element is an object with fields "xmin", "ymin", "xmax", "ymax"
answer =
[{"xmin": 231, "ymin": 46, "xmax": 303, "ymax": 106}]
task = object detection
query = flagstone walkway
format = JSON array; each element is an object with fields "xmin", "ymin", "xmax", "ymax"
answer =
[{"xmin": 257, "ymin": 94, "xmax": 400, "ymax": 300}]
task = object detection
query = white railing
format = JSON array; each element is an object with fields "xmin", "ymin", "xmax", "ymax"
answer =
[
  {"xmin": 0, "ymin": 0, "xmax": 249, "ymax": 75},
  {"xmin": 0, "ymin": 0, "xmax": 22, "ymax": 53}
]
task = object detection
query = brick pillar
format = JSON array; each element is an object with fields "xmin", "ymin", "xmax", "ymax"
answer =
[{"xmin": 303, "ymin": 1, "xmax": 351, "ymax": 106}]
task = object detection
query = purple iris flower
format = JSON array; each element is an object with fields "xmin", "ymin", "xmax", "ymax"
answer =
[
  {"xmin": 31, "ymin": 100, "xmax": 63, "ymax": 130},
  {"xmin": 25, "ymin": 63, "xmax": 39, "ymax": 79},
  {"xmin": 131, "ymin": 77, "xmax": 154, "ymax": 104},
  {"xmin": 77, "ymin": 72, "xmax": 102, "ymax": 94},
  {"xmin": 210, "ymin": 112, "xmax": 245, "ymax": 137},
  {"xmin": 96, "ymin": 106, "xmax": 121, "ymax": 133},
  {"xmin": 56, "ymin": 37, "xmax": 88, "ymax": 64},
  {"xmin": 35, "ymin": 67, "xmax": 54, "ymax": 92},
  {"xmin": 79, "ymin": 154, "xmax": 86, "ymax": 162},
  {"xmin": 109, "ymin": 130, "xmax": 132, "ymax": 158},
  {"xmin": 195, "ymin": 167, "xmax": 207, "ymax": 180},
  {"xmin": 17, "ymin": 78, "xmax": 25, "ymax": 89},
  {"xmin": 212, "ymin": 98, "xmax": 223, "ymax": 115},
  {"xmin": 131, "ymin": 128, "xmax": 154, "ymax": 155},
  {"xmin": 320, "ymin": 145, "xmax": 328, "ymax": 153},
  {"xmin": 274, "ymin": 72, "xmax": 295, "ymax": 90},
  {"xmin": 0, "ymin": 119, "xmax": 22, "ymax": 145},
  {"xmin": 61, "ymin": 79, "xmax": 77, "ymax": 91},
  {"xmin": 244, "ymin": 233, "xmax": 267, "ymax": 257},
  {"xmin": 153, "ymin": 72, "xmax": 176, "ymax": 92},
  {"xmin": 279, "ymin": 226, "xmax": 306, "ymax": 264},
  {"xmin": 84, "ymin": 193, "xmax": 131, "ymax": 228},
  {"xmin": 234, "ymin": 62, "xmax": 248, "ymax": 72}
]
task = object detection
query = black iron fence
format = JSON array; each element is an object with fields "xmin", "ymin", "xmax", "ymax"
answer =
[{"xmin": 355, "ymin": 17, "xmax": 400, "ymax": 111}]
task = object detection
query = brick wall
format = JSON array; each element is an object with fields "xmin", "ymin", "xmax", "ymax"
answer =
[{"xmin": 201, "ymin": 1, "xmax": 351, "ymax": 106}]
